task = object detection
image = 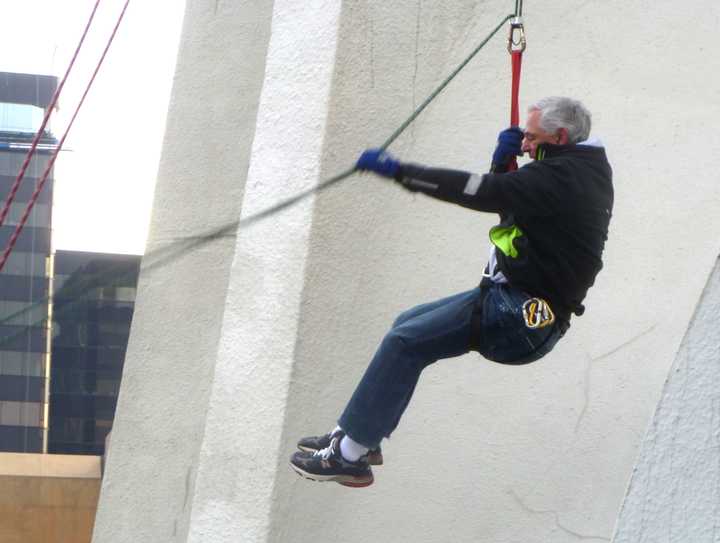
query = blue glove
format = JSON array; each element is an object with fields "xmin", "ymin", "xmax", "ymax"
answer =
[
  {"xmin": 491, "ymin": 127, "xmax": 523, "ymax": 172},
  {"xmin": 356, "ymin": 148, "xmax": 401, "ymax": 179}
]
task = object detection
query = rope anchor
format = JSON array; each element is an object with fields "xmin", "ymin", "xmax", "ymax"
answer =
[{"xmin": 507, "ymin": 16, "xmax": 526, "ymax": 53}]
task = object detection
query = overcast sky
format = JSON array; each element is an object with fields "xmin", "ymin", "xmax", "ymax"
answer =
[{"xmin": 0, "ymin": 0, "xmax": 186, "ymax": 255}]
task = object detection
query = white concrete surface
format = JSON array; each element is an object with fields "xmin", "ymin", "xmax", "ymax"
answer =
[
  {"xmin": 96, "ymin": 1, "xmax": 720, "ymax": 542},
  {"xmin": 612, "ymin": 258, "xmax": 720, "ymax": 543},
  {"xmin": 93, "ymin": 1, "xmax": 275, "ymax": 542},
  {"xmin": 185, "ymin": 1, "xmax": 344, "ymax": 541}
]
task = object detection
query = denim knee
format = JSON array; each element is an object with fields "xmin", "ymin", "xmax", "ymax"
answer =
[
  {"xmin": 381, "ymin": 328, "xmax": 411, "ymax": 354},
  {"xmin": 392, "ymin": 308, "xmax": 416, "ymax": 329}
]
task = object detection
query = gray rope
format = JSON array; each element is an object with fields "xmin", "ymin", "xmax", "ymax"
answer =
[
  {"xmin": 236, "ymin": 12, "xmax": 514, "ymax": 227},
  {"xmin": 0, "ymin": 10, "xmax": 517, "ymax": 344}
]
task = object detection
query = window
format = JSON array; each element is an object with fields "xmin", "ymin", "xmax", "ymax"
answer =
[
  {"xmin": 0, "ymin": 103, "xmax": 44, "ymax": 133},
  {"xmin": 0, "ymin": 351, "xmax": 44, "ymax": 376}
]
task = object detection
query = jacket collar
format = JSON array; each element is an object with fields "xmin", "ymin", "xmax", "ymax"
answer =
[{"xmin": 536, "ymin": 140, "xmax": 605, "ymax": 161}]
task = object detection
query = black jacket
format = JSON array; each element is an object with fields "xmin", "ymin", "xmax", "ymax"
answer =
[{"xmin": 395, "ymin": 143, "xmax": 614, "ymax": 321}]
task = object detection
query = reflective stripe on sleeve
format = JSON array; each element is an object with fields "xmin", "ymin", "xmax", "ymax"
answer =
[
  {"xmin": 404, "ymin": 178, "xmax": 439, "ymax": 191},
  {"xmin": 463, "ymin": 174, "xmax": 483, "ymax": 196}
]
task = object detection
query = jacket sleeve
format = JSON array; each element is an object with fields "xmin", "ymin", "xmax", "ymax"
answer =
[{"xmin": 396, "ymin": 161, "xmax": 567, "ymax": 216}]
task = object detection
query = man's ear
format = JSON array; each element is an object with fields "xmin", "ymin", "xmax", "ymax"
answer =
[{"xmin": 556, "ymin": 128, "xmax": 570, "ymax": 145}]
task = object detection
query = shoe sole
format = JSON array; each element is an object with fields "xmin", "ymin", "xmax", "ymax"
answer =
[
  {"xmin": 296, "ymin": 445, "xmax": 384, "ymax": 466},
  {"xmin": 289, "ymin": 462, "xmax": 374, "ymax": 488}
]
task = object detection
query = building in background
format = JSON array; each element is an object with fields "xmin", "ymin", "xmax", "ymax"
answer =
[
  {"xmin": 49, "ymin": 250, "xmax": 140, "ymax": 456},
  {"xmin": 0, "ymin": 71, "xmax": 57, "ymax": 453}
]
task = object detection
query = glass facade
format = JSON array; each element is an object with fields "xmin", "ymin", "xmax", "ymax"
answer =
[
  {"xmin": 0, "ymin": 71, "xmax": 57, "ymax": 453},
  {"xmin": 0, "ymin": 103, "xmax": 45, "ymax": 133},
  {"xmin": 49, "ymin": 251, "xmax": 140, "ymax": 456}
]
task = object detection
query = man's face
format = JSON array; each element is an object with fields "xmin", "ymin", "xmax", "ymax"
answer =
[{"xmin": 521, "ymin": 109, "xmax": 567, "ymax": 159}]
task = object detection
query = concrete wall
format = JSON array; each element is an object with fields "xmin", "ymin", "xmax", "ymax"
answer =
[
  {"xmin": 93, "ymin": 1, "xmax": 275, "ymax": 542},
  {"xmin": 612, "ymin": 258, "xmax": 720, "ymax": 542},
  {"xmin": 96, "ymin": 1, "xmax": 720, "ymax": 542},
  {"xmin": 0, "ymin": 453, "xmax": 101, "ymax": 543}
]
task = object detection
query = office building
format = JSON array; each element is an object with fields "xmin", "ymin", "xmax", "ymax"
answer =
[
  {"xmin": 0, "ymin": 72, "xmax": 57, "ymax": 453},
  {"xmin": 49, "ymin": 250, "xmax": 140, "ymax": 456}
]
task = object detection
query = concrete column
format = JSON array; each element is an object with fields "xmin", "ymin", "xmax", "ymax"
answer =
[
  {"xmin": 185, "ymin": 1, "xmax": 343, "ymax": 541},
  {"xmin": 93, "ymin": 1, "xmax": 275, "ymax": 542},
  {"xmin": 612, "ymin": 258, "xmax": 720, "ymax": 542}
]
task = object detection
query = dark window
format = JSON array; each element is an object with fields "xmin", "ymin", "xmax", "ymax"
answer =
[
  {"xmin": 0, "ymin": 175, "xmax": 53, "ymax": 204},
  {"xmin": 0, "ymin": 225, "xmax": 51, "ymax": 254},
  {"xmin": 50, "ymin": 346, "xmax": 126, "ymax": 372},
  {"xmin": 48, "ymin": 441, "xmax": 104, "ymax": 455},
  {"xmin": 50, "ymin": 368, "xmax": 122, "ymax": 396},
  {"xmin": 0, "ymin": 275, "xmax": 49, "ymax": 302},
  {"xmin": 0, "ymin": 424, "xmax": 43, "ymax": 452},
  {"xmin": 49, "ymin": 393, "xmax": 118, "ymax": 420},
  {"xmin": 0, "ymin": 325, "xmax": 47, "ymax": 352},
  {"xmin": 0, "ymin": 375, "xmax": 44, "ymax": 402}
]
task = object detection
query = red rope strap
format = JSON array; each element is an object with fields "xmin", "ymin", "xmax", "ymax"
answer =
[
  {"xmin": 0, "ymin": 0, "xmax": 131, "ymax": 273},
  {"xmin": 0, "ymin": 0, "xmax": 102, "ymax": 228},
  {"xmin": 507, "ymin": 50, "xmax": 523, "ymax": 172}
]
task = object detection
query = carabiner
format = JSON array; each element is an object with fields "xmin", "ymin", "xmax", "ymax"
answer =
[{"xmin": 507, "ymin": 16, "xmax": 526, "ymax": 53}]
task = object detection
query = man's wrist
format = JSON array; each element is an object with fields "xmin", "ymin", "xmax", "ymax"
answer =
[{"xmin": 490, "ymin": 162, "xmax": 510, "ymax": 174}]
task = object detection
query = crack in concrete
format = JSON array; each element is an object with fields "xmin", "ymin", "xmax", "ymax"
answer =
[
  {"xmin": 412, "ymin": 1, "xmax": 422, "ymax": 106},
  {"xmin": 575, "ymin": 353, "xmax": 593, "ymax": 433},
  {"xmin": 369, "ymin": 15, "xmax": 375, "ymax": 89},
  {"xmin": 411, "ymin": 0, "xmax": 423, "ymax": 145},
  {"xmin": 509, "ymin": 490, "xmax": 610, "ymax": 541},
  {"xmin": 183, "ymin": 465, "xmax": 192, "ymax": 510},
  {"xmin": 171, "ymin": 465, "xmax": 193, "ymax": 539},
  {"xmin": 591, "ymin": 324, "xmax": 657, "ymax": 363},
  {"xmin": 574, "ymin": 324, "xmax": 657, "ymax": 432}
]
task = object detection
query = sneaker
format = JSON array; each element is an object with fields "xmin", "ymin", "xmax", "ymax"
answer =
[
  {"xmin": 297, "ymin": 430, "xmax": 383, "ymax": 466},
  {"xmin": 290, "ymin": 433, "xmax": 374, "ymax": 488}
]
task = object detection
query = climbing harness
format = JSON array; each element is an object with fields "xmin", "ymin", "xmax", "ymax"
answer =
[{"xmin": 0, "ymin": 0, "xmax": 131, "ymax": 273}]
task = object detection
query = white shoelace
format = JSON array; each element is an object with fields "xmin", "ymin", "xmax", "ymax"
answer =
[
  {"xmin": 313, "ymin": 443, "xmax": 335, "ymax": 460},
  {"xmin": 311, "ymin": 428, "xmax": 341, "ymax": 460}
]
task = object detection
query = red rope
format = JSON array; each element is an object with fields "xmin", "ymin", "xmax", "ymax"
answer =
[
  {"xmin": 0, "ymin": 0, "xmax": 102, "ymax": 228},
  {"xmin": 0, "ymin": 0, "xmax": 131, "ymax": 273},
  {"xmin": 510, "ymin": 50, "xmax": 522, "ymax": 127},
  {"xmin": 507, "ymin": 50, "xmax": 523, "ymax": 172}
]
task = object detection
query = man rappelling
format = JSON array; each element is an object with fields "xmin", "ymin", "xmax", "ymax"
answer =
[{"xmin": 289, "ymin": 96, "xmax": 614, "ymax": 487}]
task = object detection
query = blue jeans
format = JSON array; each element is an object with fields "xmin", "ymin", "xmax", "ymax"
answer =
[{"xmin": 338, "ymin": 284, "xmax": 566, "ymax": 448}]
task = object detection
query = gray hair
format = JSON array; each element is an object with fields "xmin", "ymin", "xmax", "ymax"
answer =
[{"xmin": 528, "ymin": 97, "xmax": 592, "ymax": 144}]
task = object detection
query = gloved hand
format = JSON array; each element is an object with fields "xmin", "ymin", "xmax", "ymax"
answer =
[
  {"xmin": 356, "ymin": 148, "xmax": 401, "ymax": 179},
  {"xmin": 491, "ymin": 127, "xmax": 524, "ymax": 173}
]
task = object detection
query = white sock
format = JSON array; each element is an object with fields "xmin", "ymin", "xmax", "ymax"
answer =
[
  {"xmin": 340, "ymin": 435, "xmax": 369, "ymax": 462},
  {"xmin": 331, "ymin": 425, "xmax": 342, "ymax": 435}
]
